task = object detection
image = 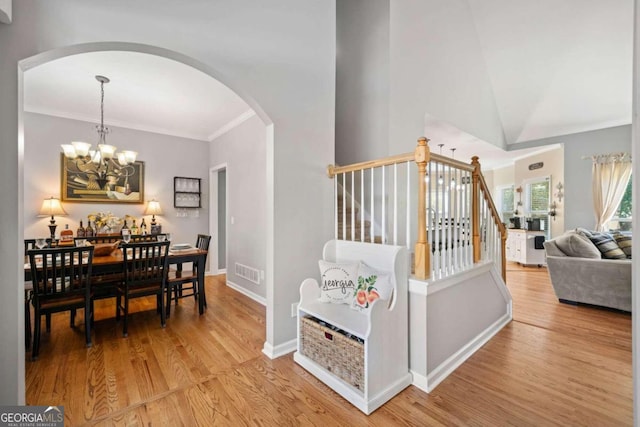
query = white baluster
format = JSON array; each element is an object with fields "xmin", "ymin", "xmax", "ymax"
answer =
[
  {"xmin": 361, "ymin": 169, "xmax": 365, "ymax": 242},
  {"xmin": 370, "ymin": 168, "xmax": 375, "ymax": 244},
  {"xmin": 382, "ymin": 165, "xmax": 386, "ymax": 244},
  {"xmin": 333, "ymin": 176, "xmax": 338, "ymax": 240},
  {"xmin": 351, "ymin": 171, "xmax": 355, "ymax": 242},
  {"xmin": 393, "ymin": 163, "xmax": 398, "ymax": 245},
  {"xmin": 406, "ymin": 161, "xmax": 411, "ymax": 250}
]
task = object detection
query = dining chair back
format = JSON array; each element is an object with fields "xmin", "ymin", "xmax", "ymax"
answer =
[
  {"xmin": 130, "ymin": 234, "xmax": 159, "ymax": 243},
  {"xmin": 116, "ymin": 240, "xmax": 170, "ymax": 337},
  {"xmin": 167, "ymin": 234, "xmax": 212, "ymax": 312},
  {"xmin": 27, "ymin": 245, "xmax": 95, "ymax": 360},
  {"xmin": 24, "ymin": 238, "xmax": 58, "ymax": 251}
]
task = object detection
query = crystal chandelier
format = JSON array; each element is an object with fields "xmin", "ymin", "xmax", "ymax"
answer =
[{"xmin": 61, "ymin": 75, "xmax": 138, "ymax": 192}]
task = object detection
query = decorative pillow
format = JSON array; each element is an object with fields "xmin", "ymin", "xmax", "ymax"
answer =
[
  {"xmin": 350, "ymin": 262, "xmax": 394, "ymax": 313},
  {"xmin": 587, "ymin": 232, "xmax": 627, "ymax": 259},
  {"xmin": 612, "ymin": 232, "xmax": 632, "ymax": 258},
  {"xmin": 554, "ymin": 232, "xmax": 600, "ymax": 259},
  {"xmin": 575, "ymin": 227, "xmax": 594, "ymax": 239},
  {"xmin": 318, "ymin": 260, "xmax": 359, "ymax": 304}
]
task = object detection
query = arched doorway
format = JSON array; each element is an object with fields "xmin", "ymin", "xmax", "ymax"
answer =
[{"xmin": 17, "ymin": 42, "xmax": 275, "ymax": 402}]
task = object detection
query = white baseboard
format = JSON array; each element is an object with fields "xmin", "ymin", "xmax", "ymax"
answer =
[
  {"xmin": 218, "ymin": 268, "xmax": 227, "ymax": 274},
  {"xmin": 262, "ymin": 338, "xmax": 297, "ymax": 359},
  {"xmin": 226, "ymin": 280, "xmax": 266, "ymax": 306},
  {"xmin": 425, "ymin": 311, "xmax": 512, "ymax": 392},
  {"xmin": 410, "ymin": 370, "xmax": 430, "ymax": 393}
]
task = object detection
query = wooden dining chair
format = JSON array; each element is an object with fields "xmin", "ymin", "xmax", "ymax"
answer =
[
  {"xmin": 27, "ymin": 245, "xmax": 94, "ymax": 360},
  {"xmin": 23, "ymin": 238, "xmax": 61, "ymax": 351},
  {"xmin": 116, "ymin": 241, "xmax": 170, "ymax": 337},
  {"xmin": 166, "ymin": 234, "xmax": 211, "ymax": 312}
]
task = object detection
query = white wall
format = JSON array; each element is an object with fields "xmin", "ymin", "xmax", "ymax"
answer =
[
  {"xmin": 0, "ymin": 0, "xmax": 335, "ymax": 404},
  {"xmin": 209, "ymin": 114, "xmax": 267, "ymax": 300},
  {"xmin": 513, "ymin": 146, "xmax": 564, "ymax": 238},
  {"xmin": 513, "ymin": 125, "xmax": 631, "ymax": 232},
  {"xmin": 389, "ymin": 0, "xmax": 506, "ymax": 155},
  {"xmin": 24, "ymin": 113, "xmax": 209, "ymax": 245},
  {"xmin": 335, "ymin": 0, "xmax": 389, "ymax": 164}
]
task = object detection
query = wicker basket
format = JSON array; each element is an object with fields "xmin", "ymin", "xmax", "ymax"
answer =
[{"xmin": 300, "ymin": 316, "xmax": 365, "ymax": 391}]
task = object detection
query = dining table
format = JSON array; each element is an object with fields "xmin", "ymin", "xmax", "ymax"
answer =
[{"xmin": 25, "ymin": 245, "xmax": 209, "ymax": 315}]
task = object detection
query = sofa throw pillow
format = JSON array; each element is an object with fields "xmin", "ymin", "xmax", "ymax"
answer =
[
  {"xmin": 350, "ymin": 262, "xmax": 394, "ymax": 313},
  {"xmin": 588, "ymin": 232, "xmax": 627, "ymax": 259},
  {"xmin": 612, "ymin": 232, "xmax": 632, "ymax": 258},
  {"xmin": 318, "ymin": 260, "xmax": 359, "ymax": 304},
  {"xmin": 554, "ymin": 231, "xmax": 601, "ymax": 259}
]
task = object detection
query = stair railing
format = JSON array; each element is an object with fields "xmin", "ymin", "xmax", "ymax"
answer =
[{"xmin": 328, "ymin": 137, "xmax": 507, "ymax": 282}]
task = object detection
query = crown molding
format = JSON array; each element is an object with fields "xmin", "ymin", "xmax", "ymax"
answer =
[
  {"xmin": 24, "ymin": 105, "xmax": 209, "ymax": 142},
  {"xmin": 208, "ymin": 109, "xmax": 256, "ymax": 142}
]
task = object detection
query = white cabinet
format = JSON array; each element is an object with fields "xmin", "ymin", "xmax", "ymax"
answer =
[
  {"xmin": 506, "ymin": 230, "xmax": 546, "ymax": 266},
  {"xmin": 294, "ymin": 240, "xmax": 412, "ymax": 415}
]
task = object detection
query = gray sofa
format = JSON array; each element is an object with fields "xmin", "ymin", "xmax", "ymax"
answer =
[{"xmin": 543, "ymin": 231, "xmax": 631, "ymax": 312}]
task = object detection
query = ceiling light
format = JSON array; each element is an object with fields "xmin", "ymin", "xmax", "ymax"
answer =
[{"xmin": 61, "ymin": 75, "xmax": 138, "ymax": 192}]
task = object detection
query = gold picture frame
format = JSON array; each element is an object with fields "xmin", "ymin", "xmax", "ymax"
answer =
[{"xmin": 61, "ymin": 154, "xmax": 145, "ymax": 203}]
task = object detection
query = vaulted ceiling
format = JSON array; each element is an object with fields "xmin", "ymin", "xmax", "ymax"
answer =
[{"xmin": 467, "ymin": 0, "xmax": 633, "ymax": 145}]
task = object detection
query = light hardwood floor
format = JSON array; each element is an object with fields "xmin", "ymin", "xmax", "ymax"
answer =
[{"xmin": 26, "ymin": 263, "xmax": 632, "ymax": 426}]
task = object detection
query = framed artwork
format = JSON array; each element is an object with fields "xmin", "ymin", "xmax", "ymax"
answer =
[{"xmin": 61, "ymin": 154, "xmax": 145, "ymax": 203}]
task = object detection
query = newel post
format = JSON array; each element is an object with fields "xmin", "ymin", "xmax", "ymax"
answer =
[
  {"xmin": 471, "ymin": 156, "xmax": 481, "ymax": 264},
  {"xmin": 414, "ymin": 137, "xmax": 431, "ymax": 279}
]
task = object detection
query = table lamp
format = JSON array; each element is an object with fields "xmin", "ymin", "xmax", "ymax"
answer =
[
  {"xmin": 38, "ymin": 197, "xmax": 68, "ymax": 240},
  {"xmin": 144, "ymin": 199, "xmax": 163, "ymax": 234}
]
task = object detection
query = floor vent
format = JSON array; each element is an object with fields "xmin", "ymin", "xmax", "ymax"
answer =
[{"xmin": 235, "ymin": 263, "xmax": 260, "ymax": 284}]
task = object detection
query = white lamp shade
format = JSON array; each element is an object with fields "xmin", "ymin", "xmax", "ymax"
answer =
[
  {"xmin": 122, "ymin": 151, "xmax": 138, "ymax": 164},
  {"xmin": 144, "ymin": 200, "xmax": 163, "ymax": 216},
  {"xmin": 117, "ymin": 152, "xmax": 128, "ymax": 166},
  {"xmin": 99, "ymin": 144, "xmax": 117, "ymax": 160},
  {"xmin": 71, "ymin": 141, "xmax": 91, "ymax": 157},
  {"xmin": 61, "ymin": 144, "xmax": 77, "ymax": 158},
  {"xmin": 89, "ymin": 150, "xmax": 101, "ymax": 164},
  {"xmin": 38, "ymin": 197, "xmax": 67, "ymax": 217}
]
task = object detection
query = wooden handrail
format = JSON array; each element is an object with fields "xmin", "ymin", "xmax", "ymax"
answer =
[
  {"xmin": 477, "ymin": 172, "xmax": 507, "ymax": 282},
  {"xmin": 477, "ymin": 174, "xmax": 507, "ymax": 235},
  {"xmin": 327, "ymin": 152, "xmax": 414, "ymax": 177}
]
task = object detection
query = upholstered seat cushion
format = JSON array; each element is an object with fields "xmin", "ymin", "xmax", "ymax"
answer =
[{"xmin": 554, "ymin": 231, "xmax": 601, "ymax": 259}]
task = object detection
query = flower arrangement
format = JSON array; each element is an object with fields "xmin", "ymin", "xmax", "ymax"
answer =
[{"xmin": 88, "ymin": 211, "xmax": 123, "ymax": 233}]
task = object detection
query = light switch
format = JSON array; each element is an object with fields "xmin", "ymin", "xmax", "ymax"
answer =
[{"xmin": 231, "ymin": 216, "xmax": 235, "ymax": 225}]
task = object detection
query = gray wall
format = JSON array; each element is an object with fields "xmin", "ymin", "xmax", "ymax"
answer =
[
  {"xmin": 514, "ymin": 125, "xmax": 631, "ymax": 232},
  {"xmin": 210, "ymin": 114, "xmax": 267, "ymax": 300},
  {"xmin": 218, "ymin": 169, "xmax": 226, "ymax": 270},
  {"xmin": 336, "ymin": 0, "xmax": 390, "ymax": 165},
  {"xmin": 0, "ymin": 0, "xmax": 335, "ymax": 404},
  {"xmin": 24, "ymin": 112, "xmax": 209, "ymax": 245}
]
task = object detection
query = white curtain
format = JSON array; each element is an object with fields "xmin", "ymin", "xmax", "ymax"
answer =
[{"xmin": 592, "ymin": 153, "xmax": 632, "ymax": 231}]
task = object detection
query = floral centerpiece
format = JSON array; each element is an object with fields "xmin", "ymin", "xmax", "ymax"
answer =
[{"xmin": 88, "ymin": 211, "xmax": 123, "ymax": 234}]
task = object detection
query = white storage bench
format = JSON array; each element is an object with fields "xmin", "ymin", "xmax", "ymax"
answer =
[{"xmin": 293, "ymin": 240, "xmax": 412, "ymax": 415}]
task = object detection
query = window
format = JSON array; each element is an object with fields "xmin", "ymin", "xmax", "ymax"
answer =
[
  {"xmin": 525, "ymin": 177, "xmax": 550, "ymax": 236},
  {"xmin": 608, "ymin": 176, "xmax": 632, "ymax": 232},
  {"xmin": 498, "ymin": 185, "xmax": 514, "ymax": 223}
]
